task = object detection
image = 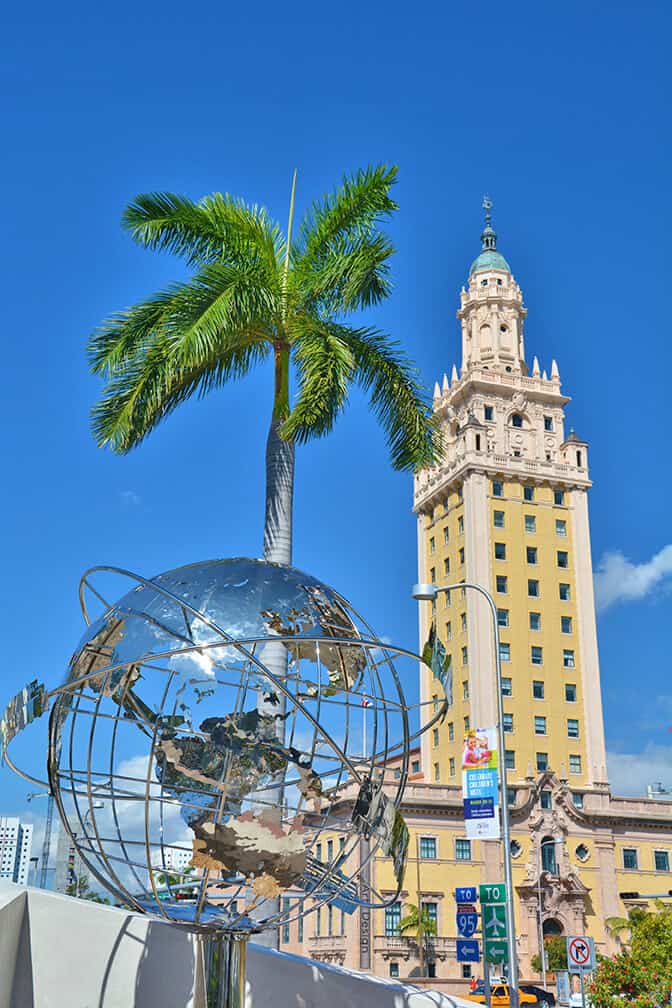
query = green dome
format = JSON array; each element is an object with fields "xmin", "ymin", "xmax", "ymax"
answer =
[{"xmin": 469, "ymin": 249, "xmax": 510, "ymax": 275}]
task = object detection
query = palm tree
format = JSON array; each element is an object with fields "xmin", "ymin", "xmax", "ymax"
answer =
[
  {"xmin": 605, "ymin": 905, "xmax": 651, "ymax": 947},
  {"xmin": 88, "ymin": 164, "xmax": 435, "ymax": 569},
  {"xmin": 88, "ymin": 165, "xmax": 436, "ymax": 947},
  {"xmin": 399, "ymin": 902, "xmax": 437, "ymax": 977}
]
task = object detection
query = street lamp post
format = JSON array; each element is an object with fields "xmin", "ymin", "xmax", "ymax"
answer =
[{"xmin": 412, "ymin": 580, "xmax": 519, "ymax": 1006}]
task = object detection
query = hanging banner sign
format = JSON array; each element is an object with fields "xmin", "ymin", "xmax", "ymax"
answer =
[{"xmin": 462, "ymin": 728, "xmax": 500, "ymax": 839}]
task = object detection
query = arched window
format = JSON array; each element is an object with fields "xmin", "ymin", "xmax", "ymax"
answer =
[
  {"xmin": 541, "ymin": 836, "xmax": 558, "ymax": 874},
  {"xmin": 511, "ymin": 414, "xmax": 523, "ymax": 428},
  {"xmin": 543, "ymin": 918, "xmax": 563, "ymax": 937}
]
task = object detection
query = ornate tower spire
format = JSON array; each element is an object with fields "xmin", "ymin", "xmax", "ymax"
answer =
[{"xmin": 480, "ymin": 194, "xmax": 497, "ymax": 252}]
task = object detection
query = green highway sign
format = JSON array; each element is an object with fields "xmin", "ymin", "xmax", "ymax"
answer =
[
  {"xmin": 479, "ymin": 883, "xmax": 507, "ymax": 905},
  {"xmin": 483, "ymin": 903, "xmax": 507, "ymax": 939},
  {"xmin": 484, "ymin": 939, "xmax": 509, "ymax": 964}
]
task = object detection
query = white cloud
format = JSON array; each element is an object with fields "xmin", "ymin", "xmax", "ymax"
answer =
[
  {"xmin": 607, "ymin": 744, "xmax": 672, "ymax": 797},
  {"xmin": 594, "ymin": 544, "xmax": 672, "ymax": 612},
  {"xmin": 119, "ymin": 489, "xmax": 141, "ymax": 508}
]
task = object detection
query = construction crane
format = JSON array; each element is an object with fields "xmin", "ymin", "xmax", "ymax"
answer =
[{"xmin": 26, "ymin": 791, "xmax": 55, "ymax": 889}]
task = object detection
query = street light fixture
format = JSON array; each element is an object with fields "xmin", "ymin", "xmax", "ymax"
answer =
[{"xmin": 411, "ymin": 580, "xmax": 519, "ymax": 1005}]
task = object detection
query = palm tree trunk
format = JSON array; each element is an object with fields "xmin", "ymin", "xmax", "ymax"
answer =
[{"xmin": 254, "ymin": 345, "xmax": 294, "ymax": 950}]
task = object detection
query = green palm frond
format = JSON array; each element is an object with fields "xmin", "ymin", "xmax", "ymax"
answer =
[
  {"xmin": 299, "ymin": 231, "xmax": 394, "ymax": 315},
  {"xmin": 298, "ymin": 164, "xmax": 398, "ymax": 264},
  {"xmin": 337, "ymin": 326, "xmax": 438, "ymax": 471},
  {"xmin": 88, "ymin": 288, "xmax": 181, "ymax": 376},
  {"xmin": 280, "ymin": 321, "xmax": 354, "ymax": 442},
  {"xmin": 123, "ymin": 192, "xmax": 284, "ymax": 272},
  {"xmin": 91, "ymin": 327, "xmax": 270, "ymax": 452}
]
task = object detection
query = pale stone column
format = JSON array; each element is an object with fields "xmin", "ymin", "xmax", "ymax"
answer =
[
  {"xmin": 595, "ymin": 838, "xmax": 621, "ymax": 954},
  {"xmin": 569, "ymin": 489, "xmax": 608, "ymax": 785},
  {"xmin": 464, "ymin": 472, "xmax": 497, "ymax": 729},
  {"xmin": 417, "ymin": 513, "xmax": 432, "ymax": 778}
]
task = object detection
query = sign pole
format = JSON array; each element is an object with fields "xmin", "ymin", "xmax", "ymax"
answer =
[{"xmin": 579, "ymin": 969, "xmax": 586, "ymax": 1008}]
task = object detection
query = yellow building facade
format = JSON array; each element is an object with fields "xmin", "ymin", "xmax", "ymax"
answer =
[{"xmin": 283, "ymin": 206, "xmax": 672, "ymax": 992}]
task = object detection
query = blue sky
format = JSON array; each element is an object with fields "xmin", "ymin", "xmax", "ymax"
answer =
[{"xmin": 1, "ymin": 0, "xmax": 671, "ymax": 823}]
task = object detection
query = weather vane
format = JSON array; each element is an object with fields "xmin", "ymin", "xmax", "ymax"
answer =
[{"xmin": 482, "ymin": 194, "xmax": 493, "ymax": 226}]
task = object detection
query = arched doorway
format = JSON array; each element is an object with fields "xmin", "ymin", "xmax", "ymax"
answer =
[{"xmin": 543, "ymin": 918, "xmax": 564, "ymax": 937}]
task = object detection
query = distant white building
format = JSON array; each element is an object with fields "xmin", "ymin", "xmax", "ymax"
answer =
[
  {"xmin": 149, "ymin": 844, "xmax": 193, "ymax": 887},
  {"xmin": 0, "ymin": 817, "xmax": 33, "ymax": 885}
]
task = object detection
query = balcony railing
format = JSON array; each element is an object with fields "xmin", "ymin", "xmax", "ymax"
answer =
[{"xmin": 374, "ymin": 935, "xmax": 454, "ymax": 961}]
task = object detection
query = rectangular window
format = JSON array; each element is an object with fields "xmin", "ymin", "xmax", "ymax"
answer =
[
  {"xmin": 554, "ymin": 490, "xmax": 565, "ymax": 506},
  {"xmin": 557, "ymin": 550, "xmax": 569, "ymax": 568},
  {"xmin": 412, "ymin": 759, "xmax": 420, "ymax": 774},
  {"xmin": 444, "ymin": 557, "xmax": 451, "ymax": 576},
  {"xmin": 327, "ymin": 839, "xmax": 333, "ymax": 861},
  {"xmin": 528, "ymin": 579, "xmax": 540, "ymax": 597},
  {"xmin": 494, "ymin": 510, "xmax": 505, "ymax": 528},
  {"xmin": 298, "ymin": 906, "xmax": 304, "ymax": 942},
  {"xmin": 534, "ymin": 716, "xmax": 547, "ymax": 735},
  {"xmin": 455, "ymin": 839, "xmax": 471, "ymax": 861},
  {"xmin": 497, "ymin": 608, "xmax": 509, "ymax": 628},
  {"xmin": 457, "ymin": 485, "xmax": 463, "ymax": 500},
  {"xmin": 503, "ymin": 713, "xmax": 514, "ymax": 733},
  {"xmin": 623, "ymin": 848, "xmax": 638, "ymax": 870},
  {"xmin": 461, "ymin": 612, "xmax": 467, "ymax": 632},
  {"xmin": 462, "ymin": 646, "xmax": 468, "ymax": 665},
  {"xmin": 655, "ymin": 850, "xmax": 669, "ymax": 872},
  {"xmin": 462, "ymin": 965, "xmax": 473, "ymax": 979},
  {"xmin": 544, "ymin": 415, "xmax": 554, "ymax": 431},
  {"xmin": 507, "ymin": 787, "xmax": 517, "ymax": 806},
  {"xmin": 565, "ymin": 683, "xmax": 577, "ymax": 702},
  {"xmin": 422, "ymin": 902, "xmax": 438, "ymax": 929},
  {"xmin": 536, "ymin": 752, "xmax": 548, "ymax": 771},
  {"xmin": 443, "ymin": 526, "xmax": 450, "ymax": 544},
  {"xmin": 462, "ymin": 679, "xmax": 469, "ymax": 699},
  {"xmin": 501, "ymin": 677, "xmax": 512, "ymax": 696},
  {"xmin": 505, "ymin": 749, "xmax": 515, "ymax": 769},
  {"xmin": 458, "ymin": 515, "xmax": 464, "ymax": 534},
  {"xmin": 485, "ymin": 405, "xmax": 494, "ymax": 421},
  {"xmin": 459, "ymin": 547, "xmax": 465, "ymax": 565},
  {"xmin": 495, "ymin": 542, "xmax": 506, "ymax": 560},
  {"xmin": 559, "ymin": 583, "xmax": 571, "ymax": 601},
  {"xmin": 282, "ymin": 898, "xmax": 291, "ymax": 942},
  {"xmin": 464, "ymin": 716, "xmax": 470, "ymax": 731},
  {"xmin": 430, "ymin": 567, "xmax": 436, "ymax": 583},
  {"xmin": 569, "ymin": 754, "xmax": 582, "ymax": 775},
  {"xmin": 445, "ymin": 621, "xmax": 452, "ymax": 640},
  {"xmin": 531, "ymin": 646, "xmax": 543, "ymax": 665},
  {"xmin": 559, "ymin": 617, "xmax": 573, "ymax": 636},
  {"xmin": 529, "ymin": 611, "xmax": 541, "ymax": 631},
  {"xmin": 567, "ymin": 719, "xmax": 580, "ymax": 738},
  {"xmin": 420, "ymin": 836, "xmax": 437, "ymax": 859},
  {"xmin": 432, "ymin": 728, "xmax": 439, "ymax": 748},
  {"xmin": 540, "ymin": 790, "xmax": 552, "ymax": 810},
  {"xmin": 496, "ymin": 575, "xmax": 508, "ymax": 594},
  {"xmin": 432, "ymin": 694, "xmax": 439, "ymax": 714},
  {"xmin": 433, "ymin": 762, "xmax": 440, "ymax": 782},
  {"xmin": 572, "ymin": 793, "xmax": 584, "ymax": 810},
  {"xmin": 524, "ymin": 485, "xmax": 534, "ymax": 502},
  {"xmin": 556, "ymin": 519, "xmax": 567, "ymax": 537},
  {"xmin": 563, "ymin": 649, "xmax": 575, "ymax": 668},
  {"xmin": 385, "ymin": 901, "xmax": 401, "ymax": 936},
  {"xmin": 389, "ymin": 963, "xmax": 400, "ymax": 978},
  {"xmin": 429, "ymin": 537, "xmax": 435, "ymax": 554},
  {"xmin": 525, "ymin": 514, "xmax": 536, "ymax": 533},
  {"xmin": 449, "ymin": 756, "xmax": 456, "ymax": 777},
  {"xmin": 328, "ymin": 904, "xmax": 334, "ymax": 936},
  {"xmin": 448, "ymin": 721, "xmax": 455, "ymax": 741},
  {"xmin": 499, "ymin": 642, "xmax": 511, "ymax": 662},
  {"xmin": 527, "ymin": 546, "xmax": 538, "ymax": 564},
  {"xmin": 533, "ymin": 680, "xmax": 544, "ymax": 700},
  {"xmin": 493, "ymin": 480, "xmax": 503, "ymax": 497}
]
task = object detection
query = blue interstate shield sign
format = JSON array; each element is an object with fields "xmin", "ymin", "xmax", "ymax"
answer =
[
  {"xmin": 456, "ymin": 939, "xmax": 480, "ymax": 963},
  {"xmin": 455, "ymin": 886, "xmax": 478, "ymax": 904},
  {"xmin": 456, "ymin": 911, "xmax": 479, "ymax": 937}
]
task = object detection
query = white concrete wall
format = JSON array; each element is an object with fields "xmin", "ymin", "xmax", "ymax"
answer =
[{"xmin": 0, "ymin": 882, "xmax": 475, "ymax": 1008}]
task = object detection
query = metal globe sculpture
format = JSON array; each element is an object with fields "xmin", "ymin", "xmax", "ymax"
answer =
[{"xmin": 1, "ymin": 558, "xmax": 447, "ymax": 1006}]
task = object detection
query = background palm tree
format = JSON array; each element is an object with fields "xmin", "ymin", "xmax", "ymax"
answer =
[
  {"xmin": 89, "ymin": 164, "xmax": 435, "ymax": 567},
  {"xmin": 399, "ymin": 902, "xmax": 437, "ymax": 977},
  {"xmin": 605, "ymin": 905, "xmax": 651, "ymax": 947}
]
